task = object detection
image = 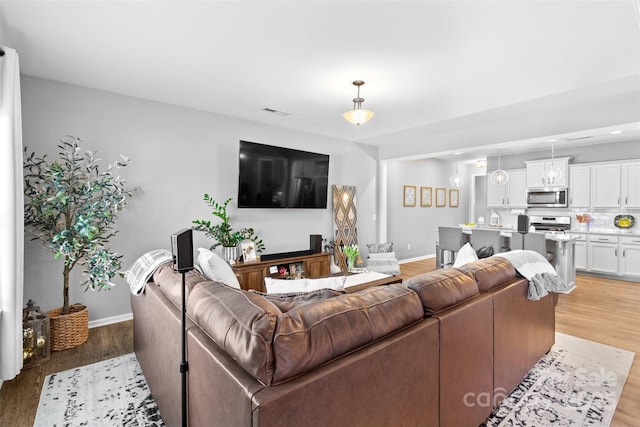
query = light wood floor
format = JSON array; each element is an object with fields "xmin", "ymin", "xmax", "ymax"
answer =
[{"xmin": 1, "ymin": 258, "xmax": 638, "ymax": 426}]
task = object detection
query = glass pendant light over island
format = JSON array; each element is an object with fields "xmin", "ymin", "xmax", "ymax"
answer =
[{"xmin": 490, "ymin": 149, "xmax": 509, "ymax": 185}]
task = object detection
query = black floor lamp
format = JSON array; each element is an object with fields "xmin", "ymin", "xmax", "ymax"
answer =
[{"xmin": 171, "ymin": 228, "xmax": 194, "ymax": 427}]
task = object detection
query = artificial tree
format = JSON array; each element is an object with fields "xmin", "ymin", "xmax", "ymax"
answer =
[{"xmin": 23, "ymin": 136, "xmax": 134, "ymax": 315}]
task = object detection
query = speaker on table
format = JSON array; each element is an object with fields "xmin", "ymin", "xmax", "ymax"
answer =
[{"xmin": 310, "ymin": 234, "xmax": 323, "ymax": 253}]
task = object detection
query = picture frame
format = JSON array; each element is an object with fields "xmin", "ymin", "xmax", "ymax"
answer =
[
  {"xmin": 449, "ymin": 189, "xmax": 459, "ymax": 207},
  {"xmin": 240, "ymin": 240, "xmax": 257, "ymax": 262},
  {"xmin": 420, "ymin": 186, "xmax": 432, "ymax": 207},
  {"xmin": 403, "ymin": 185, "xmax": 416, "ymax": 206},
  {"xmin": 435, "ymin": 187, "xmax": 446, "ymax": 207},
  {"xmin": 289, "ymin": 262, "xmax": 304, "ymax": 279}
]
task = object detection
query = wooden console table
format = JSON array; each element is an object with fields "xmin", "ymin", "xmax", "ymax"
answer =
[{"xmin": 231, "ymin": 252, "xmax": 331, "ymax": 292}]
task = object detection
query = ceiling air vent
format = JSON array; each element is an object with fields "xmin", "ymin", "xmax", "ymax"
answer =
[
  {"xmin": 262, "ymin": 107, "xmax": 290, "ymax": 116},
  {"xmin": 566, "ymin": 135, "xmax": 593, "ymax": 141}
]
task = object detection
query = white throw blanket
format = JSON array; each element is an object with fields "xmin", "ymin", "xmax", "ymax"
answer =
[
  {"xmin": 494, "ymin": 250, "xmax": 575, "ymax": 300},
  {"xmin": 125, "ymin": 249, "xmax": 173, "ymax": 295}
]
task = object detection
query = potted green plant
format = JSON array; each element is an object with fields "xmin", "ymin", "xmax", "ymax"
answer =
[
  {"xmin": 192, "ymin": 194, "xmax": 265, "ymax": 263},
  {"xmin": 23, "ymin": 136, "xmax": 134, "ymax": 351}
]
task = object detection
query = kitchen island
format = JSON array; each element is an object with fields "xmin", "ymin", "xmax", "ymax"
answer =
[{"xmin": 438, "ymin": 225, "xmax": 578, "ymax": 288}]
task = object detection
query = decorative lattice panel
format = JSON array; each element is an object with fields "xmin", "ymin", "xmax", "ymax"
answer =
[{"xmin": 332, "ymin": 185, "xmax": 358, "ymax": 271}]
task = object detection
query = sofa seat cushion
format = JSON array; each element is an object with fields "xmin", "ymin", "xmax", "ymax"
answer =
[
  {"xmin": 152, "ymin": 263, "xmax": 210, "ymax": 308},
  {"xmin": 187, "ymin": 281, "xmax": 280, "ymax": 386},
  {"xmin": 249, "ymin": 288, "xmax": 344, "ymax": 313},
  {"xmin": 271, "ymin": 284, "xmax": 424, "ymax": 385},
  {"xmin": 405, "ymin": 268, "xmax": 479, "ymax": 315},
  {"xmin": 263, "ymin": 276, "xmax": 346, "ymax": 294},
  {"xmin": 459, "ymin": 257, "xmax": 516, "ymax": 292}
]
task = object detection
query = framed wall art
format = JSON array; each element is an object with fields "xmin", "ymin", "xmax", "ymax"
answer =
[
  {"xmin": 420, "ymin": 186, "xmax": 432, "ymax": 207},
  {"xmin": 403, "ymin": 185, "xmax": 416, "ymax": 206},
  {"xmin": 435, "ymin": 187, "xmax": 446, "ymax": 207},
  {"xmin": 449, "ymin": 189, "xmax": 459, "ymax": 207}
]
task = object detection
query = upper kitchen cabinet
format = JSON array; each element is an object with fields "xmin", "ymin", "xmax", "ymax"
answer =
[
  {"xmin": 525, "ymin": 157, "xmax": 569, "ymax": 188},
  {"xmin": 621, "ymin": 161, "xmax": 640, "ymax": 208},
  {"xmin": 591, "ymin": 163, "xmax": 621, "ymax": 208},
  {"xmin": 569, "ymin": 164, "xmax": 590, "ymax": 208},
  {"xmin": 487, "ymin": 169, "xmax": 526, "ymax": 208}
]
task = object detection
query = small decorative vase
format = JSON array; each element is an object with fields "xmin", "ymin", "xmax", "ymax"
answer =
[
  {"xmin": 347, "ymin": 256, "xmax": 356, "ymax": 272},
  {"xmin": 222, "ymin": 246, "xmax": 238, "ymax": 264},
  {"xmin": 330, "ymin": 255, "xmax": 342, "ymax": 274}
]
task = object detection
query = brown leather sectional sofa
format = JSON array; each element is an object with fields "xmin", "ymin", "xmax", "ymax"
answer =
[{"xmin": 131, "ymin": 256, "xmax": 554, "ymax": 427}]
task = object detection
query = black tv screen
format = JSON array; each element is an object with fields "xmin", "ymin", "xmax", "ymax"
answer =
[{"xmin": 238, "ymin": 140, "xmax": 329, "ymax": 208}]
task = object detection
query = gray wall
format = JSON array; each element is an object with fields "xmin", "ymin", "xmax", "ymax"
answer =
[
  {"xmin": 385, "ymin": 158, "xmax": 468, "ymax": 259},
  {"xmin": 487, "ymin": 139, "xmax": 640, "ymax": 170},
  {"xmin": 21, "ymin": 76, "xmax": 379, "ymax": 323}
]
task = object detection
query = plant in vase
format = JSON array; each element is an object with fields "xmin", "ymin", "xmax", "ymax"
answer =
[
  {"xmin": 323, "ymin": 238, "xmax": 342, "ymax": 273},
  {"xmin": 23, "ymin": 136, "xmax": 135, "ymax": 351},
  {"xmin": 192, "ymin": 195, "xmax": 265, "ymax": 263},
  {"xmin": 342, "ymin": 244, "xmax": 359, "ymax": 272}
]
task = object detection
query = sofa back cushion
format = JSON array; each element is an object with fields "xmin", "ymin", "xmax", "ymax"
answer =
[
  {"xmin": 152, "ymin": 263, "xmax": 210, "ymax": 308},
  {"xmin": 187, "ymin": 281, "xmax": 280, "ymax": 386},
  {"xmin": 459, "ymin": 257, "xmax": 516, "ymax": 292},
  {"xmin": 271, "ymin": 284, "xmax": 423, "ymax": 385},
  {"xmin": 405, "ymin": 268, "xmax": 479, "ymax": 315}
]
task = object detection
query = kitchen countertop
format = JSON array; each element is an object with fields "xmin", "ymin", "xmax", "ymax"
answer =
[
  {"xmin": 459, "ymin": 225, "xmax": 640, "ymax": 239},
  {"xmin": 566, "ymin": 229, "xmax": 640, "ymax": 236}
]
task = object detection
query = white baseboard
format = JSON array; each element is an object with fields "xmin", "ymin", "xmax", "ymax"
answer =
[
  {"xmin": 399, "ymin": 253, "xmax": 436, "ymax": 264},
  {"xmin": 88, "ymin": 312, "xmax": 133, "ymax": 329}
]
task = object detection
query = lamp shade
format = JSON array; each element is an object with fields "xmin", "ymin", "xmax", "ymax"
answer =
[
  {"xmin": 343, "ymin": 109, "xmax": 374, "ymax": 125},
  {"xmin": 450, "ymin": 172, "xmax": 463, "ymax": 188},
  {"xmin": 542, "ymin": 164, "xmax": 562, "ymax": 185},
  {"xmin": 490, "ymin": 169, "xmax": 509, "ymax": 185}
]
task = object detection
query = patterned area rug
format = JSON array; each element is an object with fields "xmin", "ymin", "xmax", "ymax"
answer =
[
  {"xmin": 34, "ymin": 334, "xmax": 633, "ymax": 427},
  {"xmin": 483, "ymin": 333, "xmax": 635, "ymax": 426},
  {"xmin": 34, "ymin": 353, "xmax": 164, "ymax": 426}
]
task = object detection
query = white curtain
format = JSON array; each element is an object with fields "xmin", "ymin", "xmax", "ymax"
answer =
[{"xmin": 0, "ymin": 46, "xmax": 24, "ymax": 381}]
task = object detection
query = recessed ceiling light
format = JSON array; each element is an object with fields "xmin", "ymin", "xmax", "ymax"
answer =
[
  {"xmin": 546, "ymin": 138, "xmax": 558, "ymax": 143},
  {"xmin": 610, "ymin": 130, "xmax": 623, "ymax": 135},
  {"xmin": 262, "ymin": 107, "xmax": 290, "ymax": 116}
]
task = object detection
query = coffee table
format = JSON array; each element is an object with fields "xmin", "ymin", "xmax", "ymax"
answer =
[{"xmin": 342, "ymin": 271, "xmax": 402, "ymax": 293}]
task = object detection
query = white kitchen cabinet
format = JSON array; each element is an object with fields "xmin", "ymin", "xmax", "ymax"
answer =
[
  {"xmin": 487, "ymin": 169, "xmax": 526, "ymax": 208},
  {"xmin": 525, "ymin": 157, "xmax": 569, "ymax": 188},
  {"xmin": 588, "ymin": 235, "xmax": 619, "ymax": 274},
  {"xmin": 621, "ymin": 162, "xmax": 640, "ymax": 208},
  {"xmin": 572, "ymin": 234, "xmax": 588, "ymax": 270},
  {"xmin": 569, "ymin": 165, "xmax": 590, "ymax": 208},
  {"xmin": 620, "ymin": 236, "xmax": 640, "ymax": 278},
  {"xmin": 591, "ymin": 164, "xmax": 621, "ymax": 208}
]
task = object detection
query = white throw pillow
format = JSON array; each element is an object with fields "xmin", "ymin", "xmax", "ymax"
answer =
[
  {"xmin": 453, "ymin": 242, "xmax": 478, "ymax": 268},
  {"xmin": 264, "ymin": 276, "xmax": 346, "ymax": 294},
  {"xmin": 368, "ymin": 252, "xmax": 397, "ymax": 260},
  {"xmin": 197, "ymin": 248, "xmax": 241, "ymax": 289}
]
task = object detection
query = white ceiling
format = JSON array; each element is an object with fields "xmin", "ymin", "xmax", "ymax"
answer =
[{"xmin": 1, "ymin": 0, "xmax": 639, "ymax": 161}]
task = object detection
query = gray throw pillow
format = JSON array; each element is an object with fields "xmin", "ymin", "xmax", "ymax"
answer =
[{"xmin": 366, "ymin": 242, "xmax": 394, "ymax": 254}]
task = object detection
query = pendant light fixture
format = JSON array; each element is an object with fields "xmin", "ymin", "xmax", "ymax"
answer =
[
  {"xmin": 542, "ymin": 140, "xmax": 562, "ymax": 186},
  {"xmin": 490, "ymin": 149, "xmax": 509, "ymax": 186},
  {"xmin": 342, "ymin": 80, "xmax": 374, "ymax": 125},
  {"xmin": 450, "ymin": 162, "xmax": 463, "ymax": 188}
]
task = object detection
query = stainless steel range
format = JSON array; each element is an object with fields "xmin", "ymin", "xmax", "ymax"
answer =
[{"xmin": 529, "ymin": 215, "xmax": 571, "ymax": 233}]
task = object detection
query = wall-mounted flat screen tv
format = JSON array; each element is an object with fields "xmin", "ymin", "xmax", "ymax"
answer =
[{"xmin": 238, "ymin": 140, "xmax": 329, "ymax": 208}]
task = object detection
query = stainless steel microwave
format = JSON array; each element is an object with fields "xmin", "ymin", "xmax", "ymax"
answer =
[{"xmin": 526, "ymin": 188, "xmax": 568, "ymax": 208}]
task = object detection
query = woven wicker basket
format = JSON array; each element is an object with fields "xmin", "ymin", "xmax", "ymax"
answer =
[{"xmin": 48, "ymin": 304, "xmax": 89, "ymax": 351}]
